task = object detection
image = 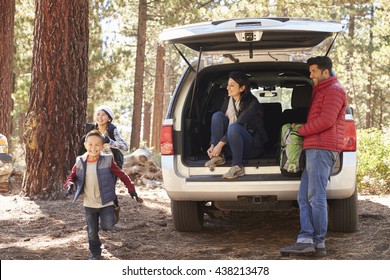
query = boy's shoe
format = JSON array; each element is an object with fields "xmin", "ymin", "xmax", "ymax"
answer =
[
  {"xmin": 280, "ymin": 242, "xmax": 315, "ymax": 256},
  {"xmin": 222, "ymin": 165, "xmax": 244, "ymax": 179},
  {"xmin": 114, "ymin": 206, "xmax": 120, "ymax": 225},
  {"xmin": 205, "ymin": 154, "xmax": 226, "ymax": 167},
  {"xmin": 314, "ymin": 246, "xmax": 327, "ymax": 257},
  {"xmin": 89, "ymin": 254, "xmax": 101, "ymax": 260}
]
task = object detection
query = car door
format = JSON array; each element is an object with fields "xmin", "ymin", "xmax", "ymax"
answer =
[{"xmin": 159, "ymin": 17, "xmax": 343, "ymax": 59}]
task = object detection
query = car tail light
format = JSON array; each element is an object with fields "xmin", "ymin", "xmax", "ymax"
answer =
[
  {"xmin": 160, "ymin": 124, "xmax": 174, "ymax": 155},
  {"xmin": 343, "ymin": 120, "xmax": 356, "ymax": 151}
]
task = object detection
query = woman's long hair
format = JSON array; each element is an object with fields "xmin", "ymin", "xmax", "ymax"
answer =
[{"xmin": 228, "ymin": 71, "xmax": 254, "ymax": 112}]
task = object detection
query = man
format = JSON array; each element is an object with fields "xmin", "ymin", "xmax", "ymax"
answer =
[{"xmin": 280, "ymin": 56, "xmax": 347, "ymax": 257}]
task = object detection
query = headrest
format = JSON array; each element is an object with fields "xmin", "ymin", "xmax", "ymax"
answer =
[{"xmin": 291, "ymin": 85, "xmax": 312, "ymax": 108}]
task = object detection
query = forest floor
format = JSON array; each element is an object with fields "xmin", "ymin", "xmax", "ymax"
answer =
[{"xmin": 1, "ymin": 177, "xmax": 390, "ymax": 261}]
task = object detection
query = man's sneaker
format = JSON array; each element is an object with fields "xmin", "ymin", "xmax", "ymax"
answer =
[
  {"xmin": 205, "ymin": 154, "xmax": 225, "ymax": 167},
  {"xmin": 222, "ymin": 165, "xmax": 244, "ymax": 179},
  {"xmin": 280, "ymin": 242, "xmax": 315, "ymax": 256},
  {"xmin": 114, "ymin": 206, "xmax": 120, "ymax": 225},
  {"xmin": 314, "ymin": 246, "xmax": 327, "ymax": 257}
]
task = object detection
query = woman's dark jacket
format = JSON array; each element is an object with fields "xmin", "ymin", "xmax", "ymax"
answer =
[{"xmin": 220, "ymin": 94, "xmax": 268, "ymax": 155}]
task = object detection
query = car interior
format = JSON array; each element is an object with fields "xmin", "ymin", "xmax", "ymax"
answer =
[{"xmin": 180, "ymin": 62, "xmax": 314, "ymax": 167}]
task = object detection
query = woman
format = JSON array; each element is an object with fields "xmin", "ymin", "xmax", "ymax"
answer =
[{"xmin": 205, "ymin": 71, "xmax": 268, "ymax": 179}]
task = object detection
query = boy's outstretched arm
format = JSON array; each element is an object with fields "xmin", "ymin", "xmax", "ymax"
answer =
[
  {"xmin": 111, "ymin": 161, "xmax": 143, "ymax": 203},
  {"xmin": 64, "ymin": 165, "xmax": 77, "ymax": 190},
  {"xmin": 63, "ymin": 165, "xmax": 77, "ymax": 197}
]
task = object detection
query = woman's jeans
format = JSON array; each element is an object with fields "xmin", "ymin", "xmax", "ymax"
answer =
[
  {"xmin": 297, "ymin": 149, "xmax": 338, "ymax": 247},
  {"xmin": 84, "ymin": 205, "xmax": 116, "ymax": 257},
  {"xmin": 210, "ymin": 111, "xmax": 259, "ymax": 167}
]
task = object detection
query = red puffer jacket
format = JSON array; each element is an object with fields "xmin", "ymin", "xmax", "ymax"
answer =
[{"xmin": 297, "ymin": 76, "xmax": 347, "ymax": 152}]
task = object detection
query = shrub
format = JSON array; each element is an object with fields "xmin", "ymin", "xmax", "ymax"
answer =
[{"xmin": 357, "ymin": 127, "xmax": 390, "ymax": 195}]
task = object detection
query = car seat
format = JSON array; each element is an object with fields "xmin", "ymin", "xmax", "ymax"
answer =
[{"xmin": 281, "ymin": 84, "xmax": 312, "ymax": 125}]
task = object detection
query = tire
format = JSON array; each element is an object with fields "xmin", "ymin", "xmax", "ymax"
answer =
[
  {"xmin": 328, "ymin": 187, "xmax": 358, "ymax": 232},
  {"xmin": 171, "ymin": 200, "xmax": 204, "ymax": 232}
]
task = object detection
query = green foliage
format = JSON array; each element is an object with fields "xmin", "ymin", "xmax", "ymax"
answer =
[
  {"xmin": 334, "ymin": 2, "xmax": 390, "ymax": 129},
  {"xmin": 10, "ymin": 0, "xmax": 390, "ymax": 150},
  {"xmin": 13, "ymin": 0, "xmax": 34, "ymax": 138},
  {"xmin": 87, "ymin": 0, "xmax": 134, "ymax": 119},
  {"xmin": 357, "ymin": 127, "xmax": 390, "ymax": 195}
]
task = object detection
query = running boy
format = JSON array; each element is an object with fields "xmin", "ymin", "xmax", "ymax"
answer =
[{"xmin": 64, "ymin": 129, "xmax": 142, "ymax": 260}]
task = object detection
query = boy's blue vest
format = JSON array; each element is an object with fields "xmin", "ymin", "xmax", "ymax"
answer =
[
  {"xmin": 73, "ymin": 153, "xmax": 116, "ymax": 205},
  {"xmin": 78, "ymin": 122, "xmax": 124, "ymax": 168}
]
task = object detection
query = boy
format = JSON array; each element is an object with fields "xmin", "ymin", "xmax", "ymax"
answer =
[{"xmin": 64, "ymin": 129, "xmax": 142, "ymax": 260}]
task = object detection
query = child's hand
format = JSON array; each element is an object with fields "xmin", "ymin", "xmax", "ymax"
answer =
[
  {"xmin": 129, "ymin": 191, "xmax": 143, "ymax": 203},
  {"xmin": 65, "ymin": 182, "xmax": 74, "ymax": 197}
]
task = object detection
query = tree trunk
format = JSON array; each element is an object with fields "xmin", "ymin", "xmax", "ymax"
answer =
[
  {"xmin": 0, "ymin": 0, "xmax": 15, "ymax": 138},
  {"xmin": 346, "ymin": 13, "xmax": 362, "ymax": 127},
  {"xmin": 142, "ymin": 100, "xmax": 151, "ymax": 147},
  {"xmin": 365, "ymin": 4, "xmax": 374, "ymax": 129},
  {"xmin": 130, "ymin": 0, "xmax": 147, "ymax": 150},
  {"xmin": 22, "ymin": 0, "xmax": 89, "ymax": 199},
  {"xmin": 151, "ymin": 44, "xmax": 165, "ymax": 152}
]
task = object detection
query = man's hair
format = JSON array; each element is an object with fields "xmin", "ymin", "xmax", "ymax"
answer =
[
  {"xmin": 85, "ymin": 129, "xmax": 104, "ymax": 143},
  {"xmin": 307, "ymin": 56, "xmax": 333, "ymax": 73}
]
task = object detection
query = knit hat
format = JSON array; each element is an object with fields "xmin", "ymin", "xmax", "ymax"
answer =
[{"xmin": 95, "ymin": 105, "xmax": 114, "ymax": 121}]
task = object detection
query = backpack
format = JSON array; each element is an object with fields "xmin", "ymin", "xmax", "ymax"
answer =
[{"xmin": 280, "ymin": 123, "xmax": 305, "ymax": 177}]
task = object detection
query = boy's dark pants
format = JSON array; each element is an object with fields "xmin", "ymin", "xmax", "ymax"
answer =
[{"xmin": 84, "ymin": 206, "xmax": 116, "ymax": 258}]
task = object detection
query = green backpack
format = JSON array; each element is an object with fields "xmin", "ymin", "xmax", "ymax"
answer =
[{"xmin": 280, "ymin": 123, "xmax": 305, "ymax": 176}]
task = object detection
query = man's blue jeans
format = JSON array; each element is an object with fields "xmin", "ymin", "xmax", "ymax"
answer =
[
  {"xmin": 297, "ymin": 149, "xmax": 338, "ymax": 247},
  {"xmin": 84, "ymin": 205, "xmax": 116, "ymax": 257},
  {"xmin": 210, "ymin": 111, "xmax": 259, "ymax": 167}
]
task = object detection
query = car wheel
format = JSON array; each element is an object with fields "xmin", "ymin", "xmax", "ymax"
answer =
[
  {"xmin": 328, "ymin": 187, "xmax": 358, "ymax": 232},
  {"xmin": 171, "ymin": 200, "xmax": 204, "ymax": 232}
]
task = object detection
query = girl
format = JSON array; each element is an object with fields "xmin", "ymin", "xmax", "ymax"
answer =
[{"xmin": 79, "ymin": 105, "xmax": 128, "ymax": 169}]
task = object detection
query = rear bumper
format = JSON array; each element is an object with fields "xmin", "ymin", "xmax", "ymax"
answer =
[{"xmin": 161, "ymin": 152, "xmax": 356, "ymax": 201}]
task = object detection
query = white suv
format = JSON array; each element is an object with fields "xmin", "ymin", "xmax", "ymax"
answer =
[{"xmin": 159, "ymin": 18, "xmax": 357, "ymax": 233}]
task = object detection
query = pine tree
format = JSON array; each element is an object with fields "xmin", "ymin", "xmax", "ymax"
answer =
[
  {"xmin": 22, "ymin": 0, "xmax": 89, "ymax": 198},
  {"xmin": 0, "ymin": 0, "xmax": 15, "ymax": 138}
]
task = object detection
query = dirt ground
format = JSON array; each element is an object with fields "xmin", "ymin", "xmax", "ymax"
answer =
[{"xmin": 1, "ymin": 179, "xmax": 390, "ymax": 260}]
